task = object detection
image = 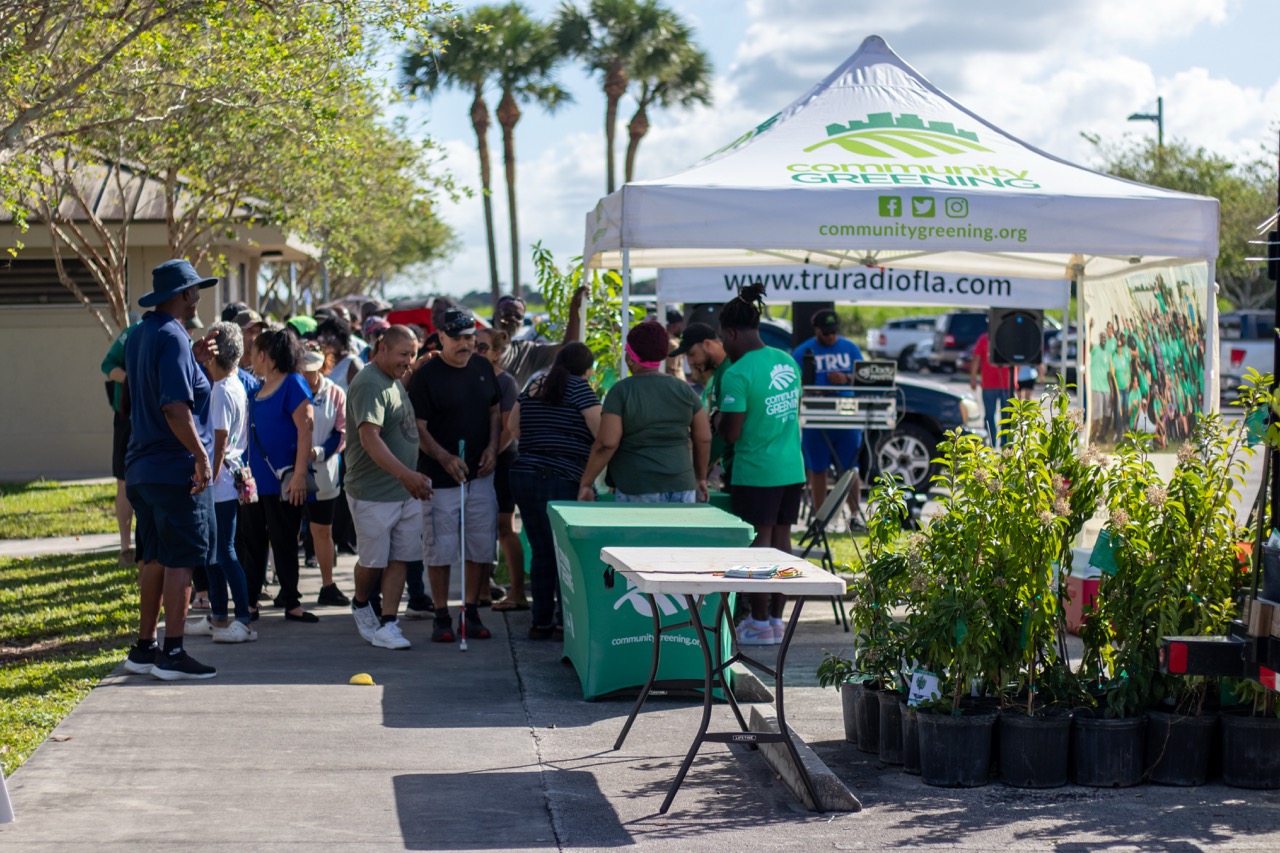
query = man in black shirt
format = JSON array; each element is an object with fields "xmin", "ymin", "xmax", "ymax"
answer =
[{"xmin": 407, "ymin": 308, "xmax": 501, "ymax": 642}]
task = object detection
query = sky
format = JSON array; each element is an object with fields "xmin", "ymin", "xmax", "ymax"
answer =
[{"xmin": 388, "ymin": 0, "xmax": 1280, "ymax": 299}]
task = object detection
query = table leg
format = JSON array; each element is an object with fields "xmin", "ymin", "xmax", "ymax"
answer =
[
  {"xmin": 614, "ymin": 593, "xmax": 664, "ymax": 751},
  {"xmin": 714, "ymin": 594, "xmax": 751, "ymax": 736},
  {"xmin": 660, "ymin": 594, "xmax": 715, "ymax": 814},
  {"xmin": 776, "ymin": 598, "xmax": 823, "ymax": 811}
]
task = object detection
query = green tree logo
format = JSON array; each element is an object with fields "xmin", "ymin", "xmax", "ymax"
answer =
[{"xmin": 806, "ymin": 112, "xmax": 993, "ymax": 159}]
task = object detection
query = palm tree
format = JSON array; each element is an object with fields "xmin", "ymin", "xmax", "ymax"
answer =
[
  {"xmin": 491, "ymin": 4, "xmax": 570, "ymax": 297},
  {"xmin": 403, "ymin": 11, "xmax": 503, "ymax": 303},
  {"xmin": 623, "ymin": 22, "xmax": 711, "ymax": 183},
  {"xmin": 557, "ymin": 0, "xmax": 678, "ymax": 194}
]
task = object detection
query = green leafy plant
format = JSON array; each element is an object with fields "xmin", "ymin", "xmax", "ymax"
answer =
[
  {"xmin": 816, "ymin": 648, "xmax": 858, "ymax": 690},
  {"xmin": 845, "ymin": 476, "xmax": 911, "ymax": 693}
]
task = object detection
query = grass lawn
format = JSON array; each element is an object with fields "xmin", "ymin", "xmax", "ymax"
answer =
[
  {"xmin": 0, "ymin": 552, "xmax": 136, "ymax": 776},
  {"xmin": 0, "ymin": 480, "xmax": 117, "ymax": 540}
]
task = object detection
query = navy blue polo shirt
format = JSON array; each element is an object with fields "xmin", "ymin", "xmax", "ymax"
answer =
[{"xmin": 124, "ymin": 311, "xmax": 214, "ymax": 486}]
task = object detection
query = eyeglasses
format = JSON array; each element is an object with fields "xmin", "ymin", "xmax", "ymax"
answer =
[{"xmin": 475, "ymin": 342, "xmax": 491, "ymax": 353}]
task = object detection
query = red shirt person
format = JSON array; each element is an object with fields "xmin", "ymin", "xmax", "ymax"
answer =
[{"xmin": 969, "ymin": 332, "xmax": 1012, "ymax": 446}]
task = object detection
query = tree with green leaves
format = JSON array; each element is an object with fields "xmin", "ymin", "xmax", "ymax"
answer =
[
  {"xmin": 556, "ymin": 0, "xmax": 677, "ymax": 194},
  {"xmin": 1088, "ymin": 135, "xmax": 1277, "ymax": 309},
  {"xmin": 490, "ymin": 3, "xmax": 570, "ymax": 295},
  {"xmin": 404, "ymin": 8, "xmax": 506, "ymax": 304},
  {"xmin": 623, "ymin": 17, "xmax": 711, "ymax": 183}
]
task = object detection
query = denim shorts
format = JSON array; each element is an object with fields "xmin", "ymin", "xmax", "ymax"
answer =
[{"xmin": 127, "ymin": 482, "xmax": 216, "ymax": 569}]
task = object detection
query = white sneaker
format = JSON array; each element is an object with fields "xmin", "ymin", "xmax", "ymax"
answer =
[
  {"xmin": 372, "ymin": 620, "xmax": 411, "ymax": 650},
  {"xmin": 186, "ymin": 615, "xmax": 215, "ymax": 637},
  {"xmin": 768, "ymin": 617, "xmax": 785, "ymax": 645},
  {"xmin": 736, "ymin": 618, "xmax": 775, "ymax": 646},
  {"xmin": 352, "ymin": 602, "xmax": 379, "ymax": 642},
  {"xmin": 212, "ymin": 621, "xmax": 258, "ymax": 643}
]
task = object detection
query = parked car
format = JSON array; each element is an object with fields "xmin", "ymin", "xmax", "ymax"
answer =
[
  {"xmin": 1220, "ymin": 310, "xmax": 1274, "ymax": 398},
  {"xmin": 865, "ymin": 316, "xmax": 937, "ymax": 368},
  {"xmin": 759, "ymin": 320, "xmax": 985, "ymax": 491},
  {"xmin": 929, "ymin": 310, "xmax": 988, "ymax": 371}
]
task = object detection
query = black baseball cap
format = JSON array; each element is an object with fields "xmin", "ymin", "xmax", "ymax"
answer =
[
  {"xmin": 669, "ymin": 322, "xmax": 718, "ymax": 357},
  {"xmin": 440, "ymin": 307, "xmax": 477, "ymax": 338},
  {"xmin": 813, "ymin": 309, "xmax": 840, "ymax": 332}
]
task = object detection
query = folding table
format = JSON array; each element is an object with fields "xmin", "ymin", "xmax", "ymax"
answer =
[{"xmin": 599, "ymin": 546, "xmax": 846, "ymax": 813}]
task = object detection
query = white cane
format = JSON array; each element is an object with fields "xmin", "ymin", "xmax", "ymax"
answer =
[
  {"xmin": 458, "ymin": 439, "xmax": 468, "ymax": 652},
  {"xmin": 0, "ymin": 765, "xmax": 14, "ymax": 824}
]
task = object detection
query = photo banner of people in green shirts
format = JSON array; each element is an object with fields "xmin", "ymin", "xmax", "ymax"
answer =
[{"xmin": 1082, "ymin": 262, "xmax": 1212, "ymax": 451}]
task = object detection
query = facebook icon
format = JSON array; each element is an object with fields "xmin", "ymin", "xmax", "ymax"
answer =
[{"xmin": 878, "ymin": 196, "xmax": 902, "ymax": 217}]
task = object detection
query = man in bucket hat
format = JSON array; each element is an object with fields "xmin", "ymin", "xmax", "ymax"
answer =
[{"xmin": 122, "ymin": 259, "xmax": 222, "ymax": 680}]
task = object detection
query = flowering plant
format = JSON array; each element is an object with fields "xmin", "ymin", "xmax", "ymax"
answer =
[{"xmin": 1082, "ymin": 417, "xmax": 1250, "ymax": 718}]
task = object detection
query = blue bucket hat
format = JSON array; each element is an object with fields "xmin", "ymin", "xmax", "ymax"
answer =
[{"xmin": 138, "ymin": 259, "xmax": 217, "ymax": 308}]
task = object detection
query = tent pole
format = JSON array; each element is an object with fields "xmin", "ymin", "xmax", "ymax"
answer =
[
  {"xmin": 1062, "ymin": 287, "xmax": 1072, "ymax": 383},
  {"xmin": 621, "ymin": 249, "xmax": 632, "ymax": 378},
  {"xmin": 1076, "ymin": 268, "xmax": 1088, "ymax": 445},
  {"xmin": 1204, "ymin": 262, "xmax": 1218, "ymax": 414}
]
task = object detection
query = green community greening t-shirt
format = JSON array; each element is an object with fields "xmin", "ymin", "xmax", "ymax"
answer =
[
  {"xmin": 342, "ymin": 362, "xmax": 419, "ymax": 502},
  {"xmin": 601, "ymin": 372, "xmax": 702, "ymax": 495},
  {"xmin": 1087, "ymin": 343, "xmax": 1109, "ymax": 394},
  {"xmin": 703, "ymin": 357, "xmax": 734, "ymax": 477},
  {"xmin": 718, "ymin": 346, "xmax": 804, "ymax": 488}
]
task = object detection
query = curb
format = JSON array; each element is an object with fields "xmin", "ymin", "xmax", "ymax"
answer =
[{"xmin": 748, "ymin": 705, "xmax": 861, "ymax": 813}]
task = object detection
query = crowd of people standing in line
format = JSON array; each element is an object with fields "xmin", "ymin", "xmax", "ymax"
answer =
[{"xmin": 107, "ymin": 256, "xmax": 849, "ymax": 680}]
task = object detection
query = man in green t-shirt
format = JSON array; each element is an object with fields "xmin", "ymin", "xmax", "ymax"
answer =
[
  {"xmin": 1087, "ymin": 330, "xmax": 1112, "ymax": 440},
  {"xmin": 670, "ymin": 323, "xmax": 733, "ymax": 485},
  {"xmin": 101, "ymin": 319, "xmax": 142, "ymax": 564},
  {"xmin": 344, "ymin": 325, "xmax": 434, "ymax": 651},
  {"xmin": 716, "ymin": 285, "xmax": 805, "ymax": 646}
]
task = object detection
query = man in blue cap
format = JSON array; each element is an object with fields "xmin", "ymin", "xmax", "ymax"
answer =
[{"xmin": 121, "ymin": 259, "xmax": 221, "ymax": 680}]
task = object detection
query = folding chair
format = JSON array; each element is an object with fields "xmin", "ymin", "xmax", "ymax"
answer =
[{"xmin": 794, "ymin": 466, "xmax": 858, "ymax": 631}]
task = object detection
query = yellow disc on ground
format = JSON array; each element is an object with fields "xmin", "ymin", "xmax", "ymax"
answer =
[{"xmin": 348, "ymin": 673, "xmax": 375, "ymax": 686}]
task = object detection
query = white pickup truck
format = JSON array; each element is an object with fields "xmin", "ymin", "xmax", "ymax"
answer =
[
  {"xmin": 865, "ymin": 315, "xmax": 937, "ymax": 367},
  {"xmin": 1220, "ymin": 310, "xmax": 1274, "ymax": 398}
]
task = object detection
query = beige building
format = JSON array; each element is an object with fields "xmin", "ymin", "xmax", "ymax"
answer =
[{"xmin": 0, "ymin": 165, "xmax": 314, "ymax": 480}]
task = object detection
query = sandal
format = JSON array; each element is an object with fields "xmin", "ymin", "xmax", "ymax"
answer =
[
  {"xmin": 191, "ymin": 595, "xmax": 211, "ymax": 611},
  {"xmin": 491, "ymin": 597, "xmax": 530, "ymax": 612}
]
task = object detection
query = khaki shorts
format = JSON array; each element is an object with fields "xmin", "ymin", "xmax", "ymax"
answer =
[
  {"xmin": 423, "ymin": 474, "xmax": 497, "ymax": 566},
  {"xmin": 346, "ymin": 495, "xmax": 423, "ymax": 569}
]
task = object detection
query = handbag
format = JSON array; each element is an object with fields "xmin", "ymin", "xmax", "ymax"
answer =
[{"xmin": 249, "ymin": 409, "xmax": 318, "ymax": 496}]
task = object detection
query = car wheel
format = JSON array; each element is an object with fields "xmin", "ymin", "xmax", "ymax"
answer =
[
  {"xmin": 875, "ymin": 423, "xmax": 937, "ymax": 492},
  {"xmin": 898, "ymin": 345, "xmax": 916, "ymax": 372}
]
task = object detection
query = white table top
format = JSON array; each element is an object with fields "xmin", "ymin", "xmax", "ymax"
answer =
[{"xmin": 599, "ymin": 547, "xmax": 847, "ymax": 596}]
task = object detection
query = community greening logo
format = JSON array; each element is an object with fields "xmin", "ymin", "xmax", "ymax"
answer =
[
  {"xmin": 769, "ymin": 363, "xmax": 798, "ymax": 391},
  {"xmin": 805, "ymin": 112, "xmax": 992, "ymax": 159}
]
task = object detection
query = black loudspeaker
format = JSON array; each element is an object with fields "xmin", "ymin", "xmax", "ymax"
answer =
[
  {"xmin": 988, "ymin": 308, "xmax": 1043, "ymax": 366},
  {"xmin": 792, "ymin": 302, "xmax": 836, "ymax": 347},
  {"xmin": 685, "ymin": 303, "xmax": 721, "ymax": 331}
]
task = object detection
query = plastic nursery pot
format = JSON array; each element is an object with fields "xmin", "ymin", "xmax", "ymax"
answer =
[
  {"xmin": 1071, "ymin": 713, "xmax": 1147, "ymax": 787},
  {"xmin": 917, "ymin": 708, "xmax": 997, "ymax": 788},
  {"xmin": 854, "ymin": 682, "xmax": 881, "ymax": 754},
  {"xmin": 1144, "ymin": 710, "xmax": 1217, "ymax": 786},
  {"xmin": 998, "ymin": 709, "xmax": 1073, "ymax": 789},
  {"xmin": 901, "ymin": 702, "xmax": 922, "ymax": 776},
  {"xmin": 840, "ymin": 681, "xmax": 859, "ymax": 744},
  {"xmin": 1263, "ymin": 546, "xmax": 1280, "ymax": 603},
  {"xmin": 878, "ymin": 691, "xmax": 905, "ymax": 765},
  {"xmin": 1220, "ymin": 712, "xmax": 1280, "ymax": 789}
]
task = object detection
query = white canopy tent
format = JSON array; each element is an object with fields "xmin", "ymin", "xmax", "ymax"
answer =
[{"xmin": 583, "ymin": 35, "xmax": 1221, "ymax": 406}]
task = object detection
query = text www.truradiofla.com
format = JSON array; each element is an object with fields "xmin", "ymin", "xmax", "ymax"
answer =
[{"xmin": 817, "ymin": 222, "xmax": 1029, "ymax": 243}]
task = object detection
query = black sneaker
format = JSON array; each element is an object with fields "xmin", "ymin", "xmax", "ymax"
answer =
[
  {"xmin": 404, "ymin": 595, "xmax": 435, "ymax": 619},
  {"xmin": 316, "ymin": 584, "xmax": 351, "ymax": 606},
  {"xmin": 528, "ymin": 624, "xmax": 555, "ymax": 640},
  {"xmin": 431, "ymin": 613, "xmax": 456, "ymax": 643},
  {"xmin": 462, "ymin": 605, "xmax": 492, "ymax": 640},
  {"xmin": 151, "ymin": 650, "xmax": 217, "ymax": 681},
  {"xmin": 123, "ymin": 644, "xmax": 157, "ymax": 675}
]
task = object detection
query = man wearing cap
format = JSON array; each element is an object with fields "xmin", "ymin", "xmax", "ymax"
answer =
[
  {"xmin": 671, "ymin": 322, "xmax": 733, "ymax": 485},
  {"xmin": 491, "ymin": 288, "xmax": 587, "ymax": 387},
  {"xmin": 792, "ymin": 309, "xmax": 864, "ymax": 516},
  {"xmin": 121, "ymin": 259, "xmax": 221, "ymax": 680},
  {"xmin": 407, "ymin": 308, "xmax": 502, "ymax": 643}
]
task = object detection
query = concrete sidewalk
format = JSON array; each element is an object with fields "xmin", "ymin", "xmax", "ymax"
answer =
[
  {"xmin": 0, "ymin": 533, "xmax": 119, "ymax": 560},
  {"xmin": 4, "ymin": 551, "xmax": 1280, "ymax": 850}
]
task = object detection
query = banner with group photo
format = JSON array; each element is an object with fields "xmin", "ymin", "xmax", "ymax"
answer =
[
  {"xmin": 1081, "ymin": 262, "xmax": 1211, "ymax": 451},
  {"xmin": 655, "ymin": 265, "xmax": 1069, "ymax": 309}
]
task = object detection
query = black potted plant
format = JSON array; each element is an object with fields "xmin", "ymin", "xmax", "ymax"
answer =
[{"xmin": 816, "ymin": 648, "xmax": 862, "ymax": 745}]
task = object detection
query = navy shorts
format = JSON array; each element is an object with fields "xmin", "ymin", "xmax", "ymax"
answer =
[
  {"xmin": 801, "ymin": 428, "xmax": 862, "ymax": 474},
  {"xmin": 111, "ymin": 410, "xmax": 130, "ymax": 480},
  {"xmin": 127, "ymin": 482, "xmax": 216, "ymax": 569}
]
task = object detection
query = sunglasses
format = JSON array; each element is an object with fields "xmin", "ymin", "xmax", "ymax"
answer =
[{"xmin": 475, "ymin": 342, "xmax": 491, "ymax": 353}]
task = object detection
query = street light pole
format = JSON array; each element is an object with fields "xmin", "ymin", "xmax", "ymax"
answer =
[{"xmin": 1128, "ymin": 96, "xmax": 1164, "ymax": 162}]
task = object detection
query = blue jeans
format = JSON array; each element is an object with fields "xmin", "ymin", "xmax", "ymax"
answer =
[
  {"xmin": 405, "ymin": 560, "xmax": 427, "ymax": 601},
  {"xmin": 212, "ymin": 500, "xmax": 251, "ymax": 624},
  {"xmin": 982, "ymin": 389, "xmax": 1011, "ymax": 447},
  {"xmin": 509, "ymin": 466, "xmax": 579, "ymax": 628},
  {"xmin": 614, "ymin": 489, "xmax": 697, "ymax": 503}
]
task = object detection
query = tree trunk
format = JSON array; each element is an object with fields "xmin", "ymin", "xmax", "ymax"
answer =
[
  {"xmin": 625, "ymin": 102, "xmax": 650, "ymax": 184},
  {"xmin": 496, "ymin": 88, "xmax": 522, "ymax": 299},
  {"xmin": 471, "ymin": 88, "xmax": 500, "ymax": 304},
  {"xmin": 603, "ymin": 59, "xmax": 628, "ymax": 194}
]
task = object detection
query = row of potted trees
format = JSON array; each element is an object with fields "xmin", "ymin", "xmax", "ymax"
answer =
[{"xmin": 820, "ymin": 380, "xmax": 1280, "ymax": 789}]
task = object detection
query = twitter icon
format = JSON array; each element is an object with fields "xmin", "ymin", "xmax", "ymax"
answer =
[{"xmin": 910, "ymin": 197, "xmax": 936, "ymax": 218}]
